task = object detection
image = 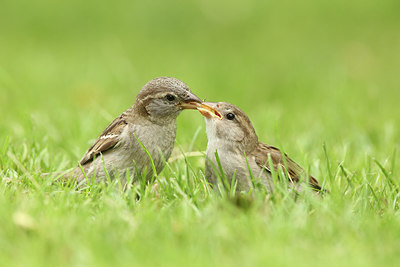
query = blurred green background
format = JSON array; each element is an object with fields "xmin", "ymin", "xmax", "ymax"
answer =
[
  {"xmin": 1, "ymin": 0, "xmax": 399, "ymax": 167},
  {"xmin": 1, "ymin": 1, "xmax": 400, "ymax": 266}
]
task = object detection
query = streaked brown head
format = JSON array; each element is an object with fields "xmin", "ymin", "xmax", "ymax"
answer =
[
  {"xmin": 134, "ymin": 77, "xmax": 202, "ymax": 122},
  {"xmin": 198, "ymin": 102, "xmax": 259, "ymax": 152}
]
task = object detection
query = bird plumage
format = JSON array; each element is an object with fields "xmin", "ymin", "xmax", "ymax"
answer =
[
  {"xmin": 65, "ymin": 77, "xmax": 202, "ymax": 185},
  {"xmin": 198, "ymin": 102, "xmax": 323, "ymax": 193}
]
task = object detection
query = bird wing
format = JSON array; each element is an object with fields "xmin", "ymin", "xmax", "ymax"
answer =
[
  {"xmin": 252, "ymin": 143, "xmax": 321, "ymax": 190},
  {"xmin": 79, "ymin": 116, "xmax": 128, "ymax": 165}
]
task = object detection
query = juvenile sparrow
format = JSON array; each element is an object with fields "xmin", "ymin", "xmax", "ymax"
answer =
[
  {"xmin": 197, "ymin": 102, "xmax": 322, "ymax": 193},
  {"xmin": 67, "ymin": 77, "xmax": 202, "ymax": 184}
]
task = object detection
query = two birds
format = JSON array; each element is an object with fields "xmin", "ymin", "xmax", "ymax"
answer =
[{"xmin": 65, "ymin": 77, "xmax": 322, "ymax": 192}]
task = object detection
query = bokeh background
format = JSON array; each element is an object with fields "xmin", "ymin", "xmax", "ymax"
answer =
[
  {"xmin": 1, "ymin": 0, "xmax": 399, "ymax": 168},
  {"xmin": 1, "ymin": 1, "xmax": 400, "ymax": 266}
]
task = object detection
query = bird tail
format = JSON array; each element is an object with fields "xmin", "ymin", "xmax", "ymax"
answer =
[{"xmin": 309, "ymin": 175, "xmax": 329, "ymax": 193}]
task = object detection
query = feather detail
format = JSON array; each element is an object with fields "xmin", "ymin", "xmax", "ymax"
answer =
[
  {"xmin": 252, "ymin": 143, "xmax": 322, "ymax": 191},
  {"xmin": 79, "ymin": 117, "xmax": 128, "ymax": 165}
]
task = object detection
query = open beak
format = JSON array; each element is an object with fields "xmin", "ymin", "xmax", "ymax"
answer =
[
  {"xmin": 178, "ymin": 91, "xmax": 202, "ymax": 110},
  {"xmin": 197, "ymin": 102, "xmax": 223, "ymax": 120}
]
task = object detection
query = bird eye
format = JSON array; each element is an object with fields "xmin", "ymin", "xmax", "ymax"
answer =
[
  {"xmin": 166, "ymin": 94, "xmax": 175, "ymax": 101},
  {"xmin": 226, "ymin": 113, "xmax": 235, "ymax": 120}
]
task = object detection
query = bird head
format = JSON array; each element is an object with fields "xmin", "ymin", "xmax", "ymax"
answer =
[
  {"xmin": 134, "ymin": 77, "xmax": 202, "ymax": 123},
  {"xmin": 198, "ymin": 102, "xmax": 258, "ymax": 152}
]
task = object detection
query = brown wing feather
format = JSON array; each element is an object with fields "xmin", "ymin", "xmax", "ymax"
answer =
[
  {"xmin": 79, "ymin": 118, "xmax": 127, "ymax": 165},
  {"xmin": 253, "ymin": 143, "xmax": 322, "ymax": 191}
]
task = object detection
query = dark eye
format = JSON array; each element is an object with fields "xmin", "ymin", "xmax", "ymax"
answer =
[
  {"xmin": 166, "ymin": 94, "xmax": 175, "ymax": 101},
  {"xmin": 226, "ymin": 113, "xmax": 235, "ymax": 120}
]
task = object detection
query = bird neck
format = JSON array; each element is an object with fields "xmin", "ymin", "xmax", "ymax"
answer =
[
  {"xmin": 132, "ymin": 100, "xmax": 149, "ymax": 118},
  {"xmin": 131, "ymin": 102, "xmax": 178, "ymax": 126},
  {"xmin": 207, "ymin": 137, "xmax": 245, "ymax": 155}
]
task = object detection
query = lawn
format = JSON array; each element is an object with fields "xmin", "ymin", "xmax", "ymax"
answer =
[{"xmin": 1, "ymin": 0, "xmax": 400, "ymax": 266}]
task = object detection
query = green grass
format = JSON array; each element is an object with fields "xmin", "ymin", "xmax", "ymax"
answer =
[{"xmin": 1, "ymin": 0, "xmax": 400, "ymax": 266}]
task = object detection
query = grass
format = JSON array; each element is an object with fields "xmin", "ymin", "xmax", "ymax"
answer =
[{"xmin": 1, "ymin": 0, "xmax": 400, "ymax": 266}]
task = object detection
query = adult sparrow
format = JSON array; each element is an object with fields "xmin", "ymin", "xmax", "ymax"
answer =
[
  {"xmin": 197, "ymin": 102, "xmax": 323, "ymax": 193},
  {"xmin": 66, "ymin": 77, "xmax": 202, "ymax": 185}
]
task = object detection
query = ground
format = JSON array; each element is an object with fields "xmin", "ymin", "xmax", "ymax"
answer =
[{"xmin": 1, "ymin": 0, "xmax": 400, "ymax": 266}]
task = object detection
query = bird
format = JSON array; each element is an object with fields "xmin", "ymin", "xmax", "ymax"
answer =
[
  {"xmin": 196, "ymin": 102, "xmax": 323, "ymax": 193},
  {"xmin": 64, "ymin": 77, "xmax": 202, "ymax": 185}
]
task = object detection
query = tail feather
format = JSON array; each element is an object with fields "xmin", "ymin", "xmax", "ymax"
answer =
[{"xmin": 309, "ymin": 175, "xmax": 329, "ymax": 193}]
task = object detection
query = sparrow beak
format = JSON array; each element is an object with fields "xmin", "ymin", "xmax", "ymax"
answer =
[
  {"xmin": 197, "ymin": 102, "xmax": 223, "ymax": 120},
  {"xmin": 178, "ymin": 91, "xmax": 202, "ymax": 110}
]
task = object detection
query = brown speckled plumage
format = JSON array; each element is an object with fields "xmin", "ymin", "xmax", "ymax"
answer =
[
  {"xmin": 201, "ymin": 102, "xmax": 323, "ymax": 193},
  {"xmin": 67, "ymin": 77, "xmax": 202, "ymax": 185}
]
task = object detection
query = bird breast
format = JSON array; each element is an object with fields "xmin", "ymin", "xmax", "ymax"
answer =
[
  {"xmin": 101, "ymin": 121, "xmax": 177, "ymax": 179},
  {"xmin": 205, "ymin": 144, "xmax": 272, "ymax": 192},
  {"xmin": 128, "ymin": 122, "xmax": 176, "ymax": 164}
]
